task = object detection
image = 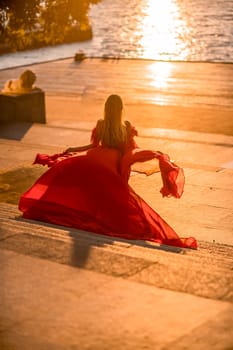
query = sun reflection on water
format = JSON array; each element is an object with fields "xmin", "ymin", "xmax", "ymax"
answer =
[
  {"xmin": 138, "ymin": 0, "xmax": 191, "ymax": 61},
  {"xmin": 134, "ymin": 0, "xmax": 191, "ymax": 94}
]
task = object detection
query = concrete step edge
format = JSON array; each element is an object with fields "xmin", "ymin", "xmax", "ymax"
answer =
[
  {"xmin": 1, "ymin": 121, "xmax": 233, "ymax": 147},
  {"xmin": 1, "ymin": 202, "xmax": 232, "ymax": 263},
  {"xmin": 1, "ymin": 203, "xmax": 232, "ymax": 302}
]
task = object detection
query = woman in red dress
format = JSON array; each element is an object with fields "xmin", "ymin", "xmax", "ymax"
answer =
[{"xmin": 19, "ymin": 95, "xmax": 197, "ymax": 249}]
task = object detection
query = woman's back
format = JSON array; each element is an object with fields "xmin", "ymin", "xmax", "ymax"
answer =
[
  {"xmin": 92, "ymin": 119, "xmax": 138, "ymax": 153},
  {"xmin": 93, "ymin": 94, "xmax": 130, "ymax": 150}
]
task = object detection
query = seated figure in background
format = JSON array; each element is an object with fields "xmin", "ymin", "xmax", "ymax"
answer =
[{"xmin": 2, "ymin": 69, "xmax": 38, "ymax": 94}]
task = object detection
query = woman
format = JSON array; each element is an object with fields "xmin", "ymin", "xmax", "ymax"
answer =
[{"xmin": 19, "ymin": 95, "xmax": 197, "ymax": 249}]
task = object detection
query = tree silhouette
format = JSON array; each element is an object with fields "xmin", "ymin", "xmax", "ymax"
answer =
[{"xmin": 0, "ymin": 0, "xmax": 101, "ymax": 52}]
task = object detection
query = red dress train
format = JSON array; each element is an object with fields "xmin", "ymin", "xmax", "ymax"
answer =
[{"xmin": 19, "ymin": 126, "xmax": 197, "ymax": 249}]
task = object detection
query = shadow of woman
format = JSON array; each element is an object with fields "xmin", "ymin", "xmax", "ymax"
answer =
[{"xmin": 16, "ymin": 215, "xmax": 182, "ymax": 271}]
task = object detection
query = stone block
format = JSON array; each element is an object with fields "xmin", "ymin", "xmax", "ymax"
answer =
[{"xmin": 0, "ymin": 90, "xmax": 46, "ymax": 123}]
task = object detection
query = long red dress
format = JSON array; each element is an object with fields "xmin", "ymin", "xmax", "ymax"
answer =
[{"xmin": 18, "ymin": 125, "xmax": 197, "ymax": 249}]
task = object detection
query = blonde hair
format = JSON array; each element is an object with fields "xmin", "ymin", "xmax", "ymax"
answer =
[{"xmin": 96, "ymin": 95, "xmax": 128, "ymax": 148}]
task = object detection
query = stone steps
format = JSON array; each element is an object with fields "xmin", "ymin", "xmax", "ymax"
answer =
[{"xmin": 0, "ymin": 202, "xmax": 232, "ymax": 302}]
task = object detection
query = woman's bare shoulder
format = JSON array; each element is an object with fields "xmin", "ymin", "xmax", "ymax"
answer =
[
  {"xmin": 93, "ymin": 119, "xmax": 104, "ymax": 140},
  {"xmin": 124, "ymin": 120, "xmax": 138, "ymax": 136},
  {"xmin": 96, "ymin": 119, "xmax": 104, "ymax": 127}
]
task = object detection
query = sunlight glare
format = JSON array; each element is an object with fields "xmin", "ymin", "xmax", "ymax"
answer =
[
  {"xmin": 148, "ymin": 61, "xmax": 174, "ymax": 89},
  {"xmin": 139, "ymin": 0, "xmax": 190, "ymax": 61}
]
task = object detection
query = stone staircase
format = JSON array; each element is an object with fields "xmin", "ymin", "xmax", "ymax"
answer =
[{"xmin": 1, "ymin": 202, "xmax": 232, "ymax": 302}]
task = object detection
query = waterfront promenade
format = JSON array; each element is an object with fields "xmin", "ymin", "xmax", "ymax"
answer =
[
  {"xmin": 0, "ymin": 58, "xmax": 233, "ymax": 349},
  {"xmin": 0, "ymin": 57, "xmax": 233, "ymax": 134}
]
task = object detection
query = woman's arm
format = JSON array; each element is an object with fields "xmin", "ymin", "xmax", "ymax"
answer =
[
  {"xmin": 64, "ymin": 143, "xmax": 93, "ymax": 153},
  {"xmin": 64, "ymin": 120, "xmax": 103, "ymax": 153}
]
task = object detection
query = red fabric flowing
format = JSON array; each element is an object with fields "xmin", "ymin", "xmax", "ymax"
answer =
[{"xmin": 19, "ymin": 126, "xmax": 197, "ymax": 249}]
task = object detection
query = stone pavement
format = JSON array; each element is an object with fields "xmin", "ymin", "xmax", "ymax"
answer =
[
  {"xmin": 0, "ymin": 58, "xmax": 233, "ymax": 349},
  {"xmin": 0, "ymin": 123, "xmax": 233, "ymax": 350},
  {"xmin": 1, "ymin": 247, "xmax": 233, "ymax": 350},
  {"xmin": 1, "ymin": 58, "xmax": 233, "ymax": 134},
  {"xmin": 0, "ymin": 121, "xmax": 232, "ymax": 245}
]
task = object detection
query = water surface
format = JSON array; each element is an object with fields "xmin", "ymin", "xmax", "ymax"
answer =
[{"xmin": 0, "ymin": 0, "xmax": 232, "ymax": 69}]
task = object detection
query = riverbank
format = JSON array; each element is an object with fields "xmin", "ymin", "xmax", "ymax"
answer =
[
  {"xmin": 1, "ymin": 0, "xmax": 233, "ymax": 71},
  {"xmin": 0, "ymin": 29, "xmax": 93, "ymax": 55}
]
